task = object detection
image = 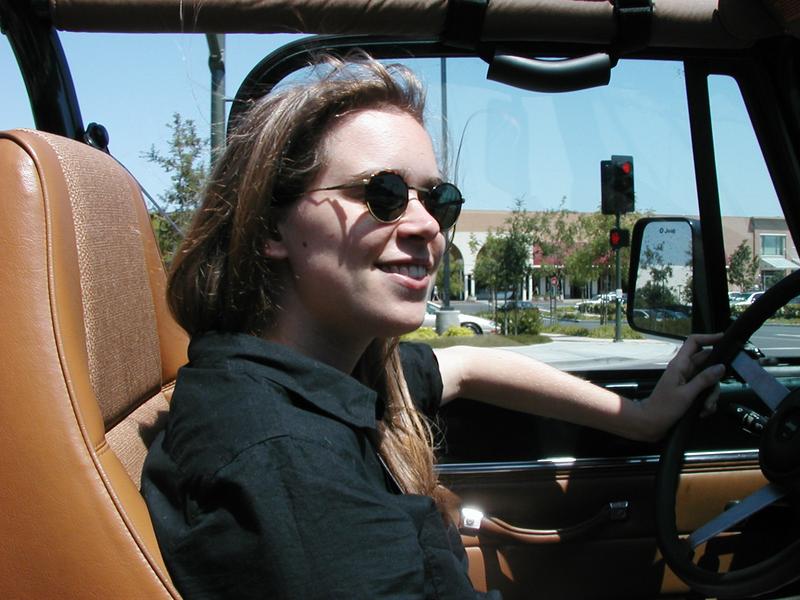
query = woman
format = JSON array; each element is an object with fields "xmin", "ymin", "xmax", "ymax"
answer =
[{"xmin": 142, "ymin": 56, "xmax": 723, "ymax": 599}]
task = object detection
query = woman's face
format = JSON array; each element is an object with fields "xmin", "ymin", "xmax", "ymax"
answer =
[{"xmin": 268, "ymin": 107, "xmax": 446, "ymax": 351}]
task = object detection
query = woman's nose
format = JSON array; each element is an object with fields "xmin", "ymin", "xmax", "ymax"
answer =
[{"xmin": 396, "ymin": 195, "xmax": 440, "ymax": 240}]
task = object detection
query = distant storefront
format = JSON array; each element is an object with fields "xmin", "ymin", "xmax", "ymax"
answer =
[{"xmin": 451, "ymin": 211, "xmax": 799, "ymax": 301}]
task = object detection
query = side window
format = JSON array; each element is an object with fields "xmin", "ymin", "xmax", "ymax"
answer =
[
  {"xmin": 761, "ymin": 233, "xmax": 786, "ymax": 256},
  {"xmin": 710, "ymin": 74, "xmax": 800, "ymax": 360},
  {"xmin": 0, "ymin": 35, "xmax": 36, "ymax": 130}
]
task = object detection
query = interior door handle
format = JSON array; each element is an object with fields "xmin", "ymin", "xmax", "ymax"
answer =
[{"xmin": 461, "ymin": 501, "xmax": 629, "ymax": 544}]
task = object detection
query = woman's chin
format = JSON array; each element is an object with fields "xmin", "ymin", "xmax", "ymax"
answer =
[{"xmin": 381, "ymin": 316, "xmax": 427, "ymax": 339}]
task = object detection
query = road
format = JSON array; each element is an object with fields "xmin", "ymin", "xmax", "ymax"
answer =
[
  {"xmin": 751, "ymin": 323, "xmax": 800, "ymax": 358},
  {"xmin": 450, "ymin": 300, "xmax": 800, "ymax": 359}
]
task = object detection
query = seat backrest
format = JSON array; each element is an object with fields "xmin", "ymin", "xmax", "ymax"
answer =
[{"xmin": 0, "ymin": 129, "xmax": 188, "ymax": 599}]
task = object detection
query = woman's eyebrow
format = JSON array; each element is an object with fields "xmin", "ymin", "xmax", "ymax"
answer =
[
  {"xmin": 389, "ymin": 168, "xmax": 444, "ymax": 189},
  {"xmin": 350, "ymin": 169, "xmax": 376, "ymax": 180},
  {"xmin": 345, "ymin": 169, "xmax": 444, "ymax": 188}
]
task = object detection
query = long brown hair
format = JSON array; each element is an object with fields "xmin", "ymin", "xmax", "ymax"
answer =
[{"xmin": 167, "ymin": 54, "xmax": 440, "ymax": 501}]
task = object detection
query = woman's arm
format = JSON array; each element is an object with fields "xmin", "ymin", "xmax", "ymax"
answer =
[{"xmin": 433, "ymin": 333, "xmax": 724, "ymax": 442}]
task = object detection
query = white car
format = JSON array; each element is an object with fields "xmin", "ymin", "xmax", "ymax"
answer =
[
  {"xmin": 422, "ymin": 302, "xmax": 498, "ymax": 335},
  {"xmin": 732, "ymin": 291, "xmax": 764, "ymax": 307}
]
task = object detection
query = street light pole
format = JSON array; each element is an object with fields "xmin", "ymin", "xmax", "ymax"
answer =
[
  {"xmin": 614, "ymin": 211, "xmax": 623, "ymax": 342},
  {"xmin": 206, "ymin": 34, "xmax": 225, "ymax": 167},
  {"xmin": 440, "ymin": 57, "xmax": 452, "ymax": 309}
]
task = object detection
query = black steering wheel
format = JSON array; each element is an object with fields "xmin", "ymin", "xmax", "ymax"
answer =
[{"xmin": 656, "ymin": 269, "xmax": 800, "ymax": 599}]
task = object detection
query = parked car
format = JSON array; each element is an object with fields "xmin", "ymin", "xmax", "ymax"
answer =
[
  {"xmin": 732, "ymin": 291, "xmax": 765, "ymax": 307},
  {"xmin": 3, "ymin": 1, "xmax": 800, "ymax": 598},
  {"xmin": 576, "ymin": 292, "xmax": 625, "ymax": 312},
  {"xmin": 496, "ymin": 300, "xmax": 536, "ymax": 312},
  {"xmin": 422, "ymin": 302, "xmax": 498, "ymax": 334},
  {"xmin": 575, "ymin": 294, "xmax": 605, "ymax": 311},
  {"xmin": 728, "ymin": 291, "xmax": 747, "ymax": 303}
]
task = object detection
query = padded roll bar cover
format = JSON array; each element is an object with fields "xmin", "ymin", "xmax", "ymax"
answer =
[
  {"xmin": 487, "ymin": 52, "xmax": 611, "ymax": 93},
  {"xmin": 47, "ymin": 0, "xmax": 784, "ymax": 47},
  {"xmin": 0, "ymin": 130, "xmax": 182, "ymax": 599}
]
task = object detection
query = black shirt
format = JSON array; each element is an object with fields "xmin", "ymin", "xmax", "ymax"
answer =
[{"xmin": 142, "ymin": 332, "xmax": 499, "ymax": 599}]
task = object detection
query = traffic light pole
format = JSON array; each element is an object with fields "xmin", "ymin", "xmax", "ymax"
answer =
[
  {"xmin": 614, "ymin": 212, "xmax": 622, "ymax": 342},
  {"xmin": 601, "ymin": 154, "xmax": 633, "ymax": 343}
]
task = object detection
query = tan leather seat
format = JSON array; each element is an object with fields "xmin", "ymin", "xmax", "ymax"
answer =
[{"xmin": 0, "ymin": 129, "xmax": 188, "ymax": 598}]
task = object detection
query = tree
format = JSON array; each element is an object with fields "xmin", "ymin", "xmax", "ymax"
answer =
[
  {"xmin": 524, "ymin": 198, "xmax": 577, "ymax": 282},
  {"xmin": 143, "ymin": 113, "xmax": 208, "ymax": 262},
  {"xmin": 565, "ymin": 210, "xmax": 646, "ymax": 296},
  {"xmin": 471, "ymin": 199, "xmax": 536, "ymax": 332},
  {"xmin": 638, "ymin": 242, "xmax": 678, "ymax": 307},
  {"xmin": 471, "ymin": 234, "xmax": 504, "ymax": 306},
  {"xmin": 435, "ymin": 249, "xmax": 464, "ymax": 299},
  {"xmin": 728, "ymin": 240, "xmax": 759, "ymax": 291}
]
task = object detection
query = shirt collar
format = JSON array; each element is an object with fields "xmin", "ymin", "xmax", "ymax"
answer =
[{"xmin": 188, "ymin": 332, "xmax": 382, "ymax": 432}]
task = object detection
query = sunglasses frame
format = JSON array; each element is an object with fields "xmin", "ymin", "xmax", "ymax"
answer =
[{"xmin": 309, "ymin": 170, "xmax": 464, "ymax": 232}]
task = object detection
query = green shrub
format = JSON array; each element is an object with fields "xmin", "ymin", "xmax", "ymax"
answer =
[
  {"xmin": 443, "ymin": 326, "xmax": 475, "ymax": 337},
  {"xmin": 555, "ymin": 325, "xmax": 590, "ymax": 337},
  {"xmin": 502, "ymin": 307, "xmax": 542, "ymax": 335},
  {"xmin": 401, "ymin": 327, "xmax": 439, "ymax": 341},
  {"xmin": 777, "ymin": 304, "xmax": 800, "ymax": 319},
  {"xmin": 730, "ymin": 304, "xmax": 747, "ymax": 317}
]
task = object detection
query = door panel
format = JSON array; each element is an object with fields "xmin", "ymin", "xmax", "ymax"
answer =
[
  {"xmin": 437, "ymin": 370, "xmax": 797, "ymax": 599},
  {"xmin": 441, "ymin": 454, "xmax": 766, "ymax": 599}
]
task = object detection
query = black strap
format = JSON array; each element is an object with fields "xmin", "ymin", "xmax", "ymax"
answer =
[
  {"xmin": 612, "ymin": 0, "xmax": 654, "ymax": 57},
  {"xmin": 442, "ymin": 0, "xmax": 489, "ymax": 50}
]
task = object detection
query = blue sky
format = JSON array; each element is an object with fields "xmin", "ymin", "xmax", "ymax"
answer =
[
  {"xmin": 1, "ymin": 31, "xmax": 780, "ymax": 219},
  {"xmin": 2, "ymin": 32, "xmax": 303, "ymax": 200}
]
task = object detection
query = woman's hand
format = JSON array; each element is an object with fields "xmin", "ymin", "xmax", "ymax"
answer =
[{"xmin": 637, "ymin": 333, "xmax": 725, "ymax": 442}]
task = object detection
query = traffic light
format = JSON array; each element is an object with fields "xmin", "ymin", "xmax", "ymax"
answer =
[
  {"xmin": 609, "ymin": 227, "xmax": 630, "ymax": 250},
  {"xmin": 601, "ymin": 155, "xmax": 635, "ymax": 215}
]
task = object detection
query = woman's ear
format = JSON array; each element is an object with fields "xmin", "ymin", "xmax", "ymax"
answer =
[
  {"xmin": 263, "ymin": 237, "xmax": 289, "ymax": 260},
  {"xmin": 264, "ymin": 221, "xmax": 289, "ymax": 259}
]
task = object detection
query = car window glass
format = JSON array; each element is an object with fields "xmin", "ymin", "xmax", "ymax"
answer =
[
  {"xmin": 710, "ymin": 74, "xmax": 799, "ymax": 360},
  {"xmin": 54, "ymin": 33, "xmax": 305, "ymax": 207},
  {"xmin": 378, "ymin": 57, "xmax": 694, "ymax": 369}
]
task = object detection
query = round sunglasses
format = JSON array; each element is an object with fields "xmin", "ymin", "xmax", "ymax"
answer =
[{"xmin": 308, "ymin": 171, "xmax": 464, "ymax": 232}]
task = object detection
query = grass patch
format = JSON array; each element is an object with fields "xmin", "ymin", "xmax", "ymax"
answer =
[
  {"xmin": 542, "ymin": 324, "xmax": 590, "ymax": 336},
  {"xmin": 540, "ymin": 323, "xmax": 644, "ymax": 339},
  {"xmin": 764, "ymin": 318, "xmax": 800, "ymax": 326},
  {"xmin": 422, "ymin": 333, "xmax": 551, "ymax": 348},
  {"xmin": 587, "ymin": 325, "xmax": 644, "ymax": 339}
]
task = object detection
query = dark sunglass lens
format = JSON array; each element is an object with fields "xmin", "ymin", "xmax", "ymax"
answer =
[
  {"xmin": 366, "ymin": 173, "xmax": 408, "ymax": 222},
  {"xmin": 429, "ymin": 183, "xmax": 464, "ymax": 230}
]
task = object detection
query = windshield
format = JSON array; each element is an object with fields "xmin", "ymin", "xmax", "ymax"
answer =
[{"xmin": 4, "ymin": 34, "xmax": 795, "ymax": 368}]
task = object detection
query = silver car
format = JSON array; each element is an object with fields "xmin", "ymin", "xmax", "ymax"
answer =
[{"xmin": 422, "ymin": 303, "xmax": 498, "ymax": 335}]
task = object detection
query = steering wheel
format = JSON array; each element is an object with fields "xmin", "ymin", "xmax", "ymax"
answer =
[{"xmin": 656, "ymin": 269, "xmax": 800, "ymax": 599}]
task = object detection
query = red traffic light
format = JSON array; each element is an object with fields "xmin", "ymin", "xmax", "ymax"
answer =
[
  {"xmin": 609, "ymin": 227, "xmax": 630, "ymax": 249},
  {"xmin": 600, "ymin": 155, "xmax": 635, "ymax": 215}
]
